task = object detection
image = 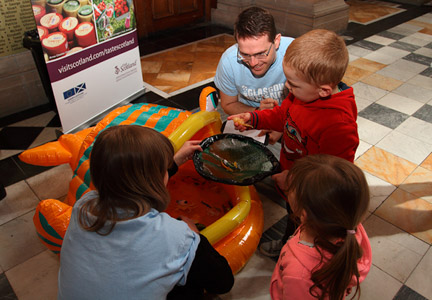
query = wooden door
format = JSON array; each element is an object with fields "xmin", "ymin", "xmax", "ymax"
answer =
[{"xmin": 134, "ymin": 0, "xmax": 210, "ymax": 39}]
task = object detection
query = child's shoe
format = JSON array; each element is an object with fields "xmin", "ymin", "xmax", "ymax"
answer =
[{"xmin": 259, "ymin": 239, "xmax": 284, "ymax": 258}]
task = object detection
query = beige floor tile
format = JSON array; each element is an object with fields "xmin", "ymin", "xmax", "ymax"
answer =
[
  {"xmin": 351, "ymin": 81, "xmax": 388, "ymax": 102},
  {"xmin": 0, "ymin": 211, "xmax": 46, "ymax": 271},
  {"xmin": 396, "ymin": 117, "xmax": 432, "ymax": 145},
  {"xmin": 10, "ymin": 111, "xmax": 57, "ymax": 127},
  {"xmin": 189, "ymin": 72, "xmax": 217, "ymax": 84},
  {"xmin": 364, "ymin": 215, "xmax": 429, "ymax": 282},
  {"xmin": 375, "ymin": 188, "xmax": 432, "ymax": 244},
  {"xmin": 0, "ymin": 181, "xmax": 39, "ymax": 225},
  {"xmin": 355, "ymin": 96, "xmax": 374, "ymax": 112},
  {"xmin": 254, "ymin": 179, "xmax": 287, "ymax": 231},
  {"xmin": 361, "ymin": 73, "xmax": 403, "ymax": 91},
  {"xmin": 6, "ymin": 250, "xmax": 59, "ymax": 300},
  {"xmin": 25, "ymin": 164, "xmax": 73, "ymax": 201},
  {"xmin": 220, "ymin": 252, "xmax": 275, "ymax": 300},
  {"xmin": 407, "ymin": 75, "xmax": 432, "ymax": 91},
  {"xmin": 345, "ymin": 65, "xmax": 374, "ymax": 81},
  {"xmin": 157, "ymin": 70, "xmax": 191, "ymax": 83},
  {"xmin": 342, "ymin": 76, "xmax": 358, "ymax": 87},
  {"xmin": 363, "ymin": 171, "xmax": 397, "ymax": 212},
  {"xmin": 140, "ymin": 61, "xmax": 162, "ymax": 73},
  {"xmin": 357, "ymin": 116, "xmax": 393, "ymax": 145},
  {"xmin": 0, "ymin": 149, "xmax": 22, "ymax": 160},
  {"xmin": 420, "ymin": 27, "xmax": 432, "ymax": 35},
  {"xmin": 400, "ymin": 166, "xmax": 432, "ymax": 203},
  {"xmin": 358, "ymin": 265, "xmax": 402, "ymax": 300},
  {"xmin": 29, "ymin": 127, "xmax": 62, "ymax": 149},
  {"xmin": 406, "ymin": 246, "xmax": 432, "ymax": 299},
  {"xmin": 376, "ymin": 131, "xmax": 432, "ymax": 166},
  {"xmin": 376, "ymin": 93, "xmax": 424, "ymax": 115},
  {"xmin": 355, "ymin": 146, "xmax": 417, "ymax": 186},
  {"xmin": 355, "ymin": 140, "xmax": 373, "ymax": 160},
  {"xmin": 347, "ymin": 0, "xmax": 404, "ymax": 25},
  {"xmin": 349, "ymin": 57, "xmax": 387, "ymax": 72},
  {"xmin": 407, "ymin": 19, "xmax": 432, "ymax": 31},
  {"xmin": 421, "ymin": 153, "xmax": 432, "ymax": 172},
  {"xmin": 140, "ymin": 34, "xmax": 233, "ymax": 95}
]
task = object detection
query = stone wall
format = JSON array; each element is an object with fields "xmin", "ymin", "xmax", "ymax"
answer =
[{"xmin": 211, "ymin": 0, "xmax": 349, "ymax": 38}]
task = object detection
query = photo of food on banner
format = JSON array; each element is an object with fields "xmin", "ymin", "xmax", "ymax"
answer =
[
  {"xmin": 30, "ymin": 0, "xmax": 136, "ymax": 61},
  {"xmin": 93, "ymin": 0, "xmax": 135, "ymax": 42}
]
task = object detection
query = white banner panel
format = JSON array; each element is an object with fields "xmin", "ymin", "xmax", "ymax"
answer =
[
  {"xmin": 48, "ymin": 30, "xmax": 143, "ymax": 132},
  {"xmin": 30, "ymin": 0, "xmax": 143, "ymax": 132}
]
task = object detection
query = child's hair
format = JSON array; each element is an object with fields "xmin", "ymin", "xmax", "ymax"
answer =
[
  {"xmin": 283, "ymin": 29, "xmax": 349, "ymax": 87},
  {"xmin": 234, "ymin": 6, "xmax": 276, "ymax": 42},
  {"xmin": 79, "ymin": 125, "xmax": 174, "ymax": 235},
  {"xmin": 286, "ymin": 154, "xmax": 370, "ymax": 300}
]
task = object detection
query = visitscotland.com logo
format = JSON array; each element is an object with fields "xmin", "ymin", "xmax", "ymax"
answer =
[{"xmin": 63, "ymin": 83, "xmax": 87, "ymax": 100}]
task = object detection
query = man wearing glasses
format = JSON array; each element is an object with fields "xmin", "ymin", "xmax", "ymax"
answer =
[{"xmin": 214, "ymin": 6, "xmax": 294, "ymax": 143}]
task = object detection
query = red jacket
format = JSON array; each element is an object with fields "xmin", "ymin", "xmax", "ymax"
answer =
[{"xmin": 250, "ymin": 85, "xmax": 359, "ymax": 170}]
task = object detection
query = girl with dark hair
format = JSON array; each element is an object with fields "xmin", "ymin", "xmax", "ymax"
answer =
[
  {"xmin": 58, "ymin": 125, "xmax": 234, "ymax": 300},
  {"xmin": 270, "ymin": 154, "xmax": 372, "ymax": 300}
]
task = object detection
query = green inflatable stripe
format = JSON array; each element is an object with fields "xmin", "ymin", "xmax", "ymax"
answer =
[
  {"xmin": 37, "ymin": 232, "xmax": 62, "ymax": 248},
  {"xmin": 38, "ymin": 212, "xmax": 63, "ymax": 240},
  {"xmin": 76, "ymin": 182, "xmax": 89, "ymax": 202},
  {"xmin": 74, "ymin": 104, "xmax": 161, "ymax": 173},
  {"xmin": 72, "ymin": 103, "xmax": 184, "ymax": 200},
  {"xmin": 154, "ymin": 110, "xmax": 182, "ymax": 132},
  {"xmin": 84, "ymin": 168, "xmax": 91, "ymax": 186},
  {"xmin": 131, "ymin": 106, "xmax": 162, "ymax": 127}
]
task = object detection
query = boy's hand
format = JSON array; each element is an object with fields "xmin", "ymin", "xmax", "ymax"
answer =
[
  {"xmin": 227, "ymin": 113, "xmax": 252, "ymax": 131},
  {"xmin": 174, "ymin": 140, "xmax": 202, "ymax": 166},
  {"xmin": 258, "ymin": 130, "xmax": 282, "ymax": 144},
  {"xmin": 259, "ymin": 98, "xmax": 279, "ymax": 110},
  {"xmin": 272, "ymin": 170, "xmax": 289, "ymax": 192}
]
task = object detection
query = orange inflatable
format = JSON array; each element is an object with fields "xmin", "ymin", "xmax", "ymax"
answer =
[{"xmin": 19, "ymin": 87, "xmax": 264, "ymax": 274}]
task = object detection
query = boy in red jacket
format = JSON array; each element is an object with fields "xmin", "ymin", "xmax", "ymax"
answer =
[{"xmin": 229, "ymin": 29, "xmax": 359, "ymax": 257}]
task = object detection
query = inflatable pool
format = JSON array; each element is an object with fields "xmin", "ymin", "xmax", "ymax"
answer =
[{"xmin": 19, "ymin": 88, "xmax": 264, "ymax": 274}]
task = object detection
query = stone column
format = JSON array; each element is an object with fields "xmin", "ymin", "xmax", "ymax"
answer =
[
  {"xmin": 211, "ymin": 0, "xmax": 254, "ymax": 32},
  {"xmin": 211, "ymin": 0, "xmax": 349, "ymax": 38}
]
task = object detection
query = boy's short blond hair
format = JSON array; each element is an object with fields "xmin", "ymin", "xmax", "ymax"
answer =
[{"xmin": 283, "ymin": 29, "xmax": 348, "ymax": 87}]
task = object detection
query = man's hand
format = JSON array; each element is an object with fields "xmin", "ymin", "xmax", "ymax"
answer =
[{"xmin": 259, "ymin": 98, "xmax": 279, "ymax": 110}]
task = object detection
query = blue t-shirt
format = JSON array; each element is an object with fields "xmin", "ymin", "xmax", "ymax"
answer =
[
  {"xmin": 58, "ymin": 191, "xmax": 200, "ymax": 300},
  {"xmin": 214, "ymin": 36, "xmax": 294, "ymax": 107}
]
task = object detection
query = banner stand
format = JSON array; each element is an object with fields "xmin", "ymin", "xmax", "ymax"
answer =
[
  {"xmin": 64, "ymin": 86, "xmax": 146, "ymax": 134},
  {"xmin": 29, "ymin": 0, "xmax": 144, "ymax": 133}
]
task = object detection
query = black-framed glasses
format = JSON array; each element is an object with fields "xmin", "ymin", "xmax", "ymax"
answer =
[{"xmin": 237, "ymin": 43, "xmax": 273, "ymax": 62}]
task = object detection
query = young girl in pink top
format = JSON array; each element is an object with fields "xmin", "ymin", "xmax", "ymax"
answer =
[{"xmin": 270, "ymin": 154, "xmax": 372, "ymax": 300}]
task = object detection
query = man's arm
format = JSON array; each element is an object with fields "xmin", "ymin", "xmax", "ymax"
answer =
[{"xmin": 220, "ymin": 90, "xmax": 256, "ymax": 115}]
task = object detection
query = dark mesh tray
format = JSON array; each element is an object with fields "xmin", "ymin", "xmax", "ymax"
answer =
[{"xmin": 193, "ymin": 134, "xmax": 280, "ymax": 186}]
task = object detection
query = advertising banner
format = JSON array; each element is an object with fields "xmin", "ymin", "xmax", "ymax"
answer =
[{"xmin": 30, "ymin": 0, "xmax": 144, "ymax": 132}]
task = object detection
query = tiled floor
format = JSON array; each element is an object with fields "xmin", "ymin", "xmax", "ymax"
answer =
[
  {"xmin": 141, "ymin": 34, "xmax": 236, "ymax": 97},
  {"xmin": 1, "ymin": 1, "xmax": 432, "ymax": 299}
]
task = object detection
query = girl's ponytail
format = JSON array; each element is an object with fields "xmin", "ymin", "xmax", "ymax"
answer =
[
  {"xmin": 310, "ymin": 229, "xmax": 363, "ymax": 300},
  {"xmin": 286, "ymin": 154, "xmax": 370, "ymax": 300}
]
